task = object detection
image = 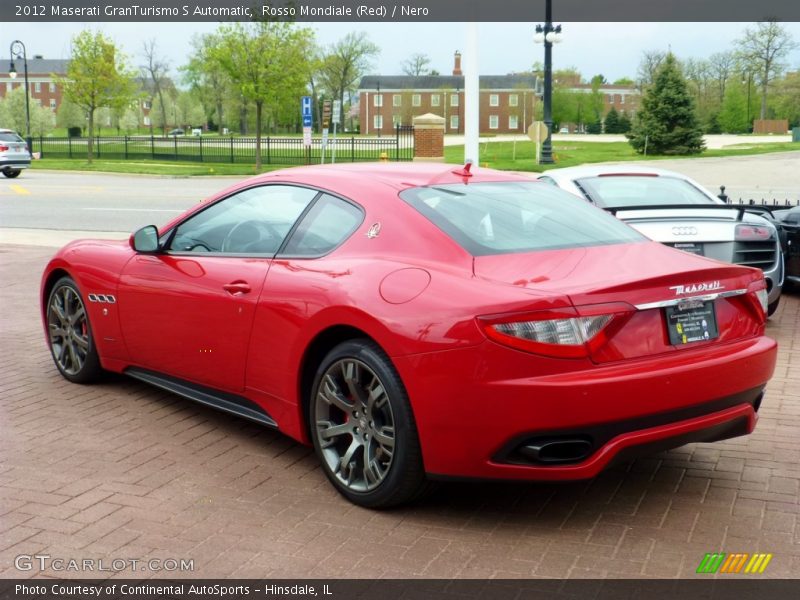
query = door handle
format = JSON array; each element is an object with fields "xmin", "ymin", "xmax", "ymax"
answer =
[{"xmin": 223, "ymin": 281, "xmax": 251, "ymax": 295}]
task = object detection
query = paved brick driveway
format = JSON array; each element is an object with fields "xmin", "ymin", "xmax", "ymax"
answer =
[{"xmin": 1, "ymin": 243, "xmax": 798, "ymax": 579}]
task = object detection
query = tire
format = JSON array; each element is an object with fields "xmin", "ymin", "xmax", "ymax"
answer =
[
  {"xmin": 309, "ymin": 339, "xmax": 428, "ymax": 508},
  {"xmin": 2, "ymin": 168, "xmax": 21, "ymax": 178},
  {"xmin": 46, "ymin": 277, "xmax": 102, "ymax": 383},
  {"xmin": 767, "ymin": 297, "xmax": 780, "ymax": 317}
]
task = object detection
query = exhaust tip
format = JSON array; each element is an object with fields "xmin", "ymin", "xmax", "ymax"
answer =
[{"xmin": 517, "ymin": 438, "xmax": 593, "ymax": 464}]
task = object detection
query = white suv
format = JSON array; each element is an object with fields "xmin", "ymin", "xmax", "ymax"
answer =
[{"xmin": 0, "ymin": 129, "xmax": 31, "ymax": 178}]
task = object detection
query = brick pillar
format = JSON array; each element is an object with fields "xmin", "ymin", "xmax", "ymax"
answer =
[{"xmin": 412, "ymin": 113, "xmax": 445, "ymax": 162}]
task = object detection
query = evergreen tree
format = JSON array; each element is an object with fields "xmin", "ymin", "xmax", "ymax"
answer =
[
  {"xmin": 586, "ymin": 117, "xmax": 603, "ymax": 134},
  {"xmin": 618, "ymin": 111, "xmax": 632, "ymax": 133},
  {"xmin": 627, "ymin": 54, "xmax": 705, "ymax": 155},
  {"xmin": 604, "ymin": 106, "xmax": 620, "ymax": 133}
]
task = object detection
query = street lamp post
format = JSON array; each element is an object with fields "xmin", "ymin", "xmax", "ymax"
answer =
[
  {"xmin": 534, "ymin": 0, "xmax": 563, "ymax": 164},
  {"xmin": 8, "ymin": 40, "xmax": 32, "ymax": 153}
]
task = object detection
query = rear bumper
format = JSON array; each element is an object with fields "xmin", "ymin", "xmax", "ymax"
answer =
[
  {"xmin": 396, "ymin": 335, "xmax": 777, "ymax": 481},
  {"xmin": 0, "ymin": 159, "xmax": 30, "ymax": 170}
]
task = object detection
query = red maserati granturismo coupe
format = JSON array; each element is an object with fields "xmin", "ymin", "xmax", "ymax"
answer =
[{"xmin": 41, "ymin": 163, "xmax": 777, "ymax": 507}]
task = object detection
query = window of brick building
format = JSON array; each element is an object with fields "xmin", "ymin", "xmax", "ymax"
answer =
[
  {"xmin": 509, "ymin": 94, "xmax": 519, "ymax": 107},
  {"xmin": 450, "ymin": 115, "xmax": 459, "ymax": 130},
  {"xmin": 49, "ymin": 82, "xmax": 55, "ymax": 93},
  {"xmin": 50, "ymin": 99, "xmax": 57, "ymax": 110},
  {"xmin": 431, "ymin": 94, "xmax": 440, "ymax": 107},
  {"xmin": 393, "ymin": 94, "xmax": 401, "ymax": 107},
  {"xmin": 412, "ymin": 94, "xmax": 421, "ymax": 107},
  {"xmin": 35, "ymin": 82, "xmax": 41, "ymax": 93},
  {"xmin": 489, "ymin": 94, "xmax": 499, "ymax": 107},
  {"xmin": 450, "ymin": 94, "xmax": 459, "ymax": 107},
  {"xmin": 374, "ymin": 94, "xmax": 383, "ymax": 107},
  {"xmin": 508, "ymin": 115, "xmax": 519, "ymax": 129},
  {"xmin": 374, "ymin": 115, "xmax": 383, "ymax": 129},
  {"xmin": 489, "ymin": 115, "xmax": 499, "ymax": 129}
]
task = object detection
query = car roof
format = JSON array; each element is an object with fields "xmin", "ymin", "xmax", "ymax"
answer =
[{"xmin": 237, "ymin": 162, "xmax": 534, "ymax": 198}]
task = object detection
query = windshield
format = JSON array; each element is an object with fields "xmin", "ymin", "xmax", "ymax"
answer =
[
  {"xmin": 400, "ymin": 181, "xmax": 644, "ymax": 256},
  {"xmin": 576, "ymin": 175, "xmax": 715, "ymax": 208}
]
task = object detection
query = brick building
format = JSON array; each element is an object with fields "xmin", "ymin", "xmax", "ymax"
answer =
[
  {"xmin": 0, "ymin": 57, "xmax": 68, "ymax": 114},
  {"xmin": 358, "ymin": 52, "xmax": 540, "ymax": 135},
  {"xmin": 567, "ymin": 82, "xmax": 641, "ymax": 115}
]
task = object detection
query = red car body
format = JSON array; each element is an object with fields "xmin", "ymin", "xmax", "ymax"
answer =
[{"xmin": 40, "ymin": 163, "xmax": 777, "ymax": 500}]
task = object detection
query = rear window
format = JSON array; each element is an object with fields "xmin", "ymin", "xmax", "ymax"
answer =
[
  {"xmin": 0, "ymin": 132, "xmax": 24, "ymax": 142},
  {"xmin": 576, "ymin": 175, "xmax": 714, "ymax": 208},
  {"xmin": 400, "ymin": 181, "xmax": 644, "ymax": 256}
]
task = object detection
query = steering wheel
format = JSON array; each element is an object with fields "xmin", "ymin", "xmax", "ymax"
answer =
[{"xmin": 221, "ymin": 220, "xmax": 282, "ymax": 253}]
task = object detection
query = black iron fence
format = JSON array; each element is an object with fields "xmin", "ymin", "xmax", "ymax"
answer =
[
  {"xmin": 718, "ymin": 186, "xmax": 799, "ymax": 208},
  {"xmin": 31, "ymin": 126, "xmax": 415, "ymax": 165}
]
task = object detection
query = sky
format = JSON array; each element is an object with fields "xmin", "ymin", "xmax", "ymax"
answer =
[{"xmin": 6, "ymin": 22, "xmax": 800, "ymax": 83}]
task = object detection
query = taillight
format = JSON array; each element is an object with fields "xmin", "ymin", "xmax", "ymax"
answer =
[
  {"xmin": 735, "ymin": 224, "xmax": 773, "ymax": 241},
  {"xmin": 479, "ymin": 303, "xmax": 634, "ymax": 358},
  {"xmin": 0, "ymin": 145, "xmax": 9, "ymax": 152},
  {"xmin": 743, "ymin": 278, "xmax": 769, "ymax": 322}
]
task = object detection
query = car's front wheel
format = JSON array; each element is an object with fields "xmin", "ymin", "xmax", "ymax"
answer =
[
  {"xmin": 310, "ymin": 340, "xmax": 428, "ymax": 508},
  {"xmin": 46, "ymin": 277, "xmax": 102, "ymax": 383},
  {"xmin": 2, "ymin": 168, "xmax": 21, "ymax": 178}
]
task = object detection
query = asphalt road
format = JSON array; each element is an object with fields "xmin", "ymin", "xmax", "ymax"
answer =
[
  {"xmin": 1, "ymin": 153, "xmax": 797, "ymax": 240},
  {"xmin": 0, "ymin": 171, "xmax": 237, "ymax": 233}
]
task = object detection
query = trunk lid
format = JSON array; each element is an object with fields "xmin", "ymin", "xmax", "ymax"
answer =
[{"xmin": 474, "ymin": 241, "xmax": 765, "ymax": 363}]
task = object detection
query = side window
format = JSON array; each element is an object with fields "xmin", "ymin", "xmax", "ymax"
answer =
[
  {"xmin": 281, "ymin": 194, "xmax": 363, "ymax": 257},
  {"xmin": 168, "ymin": 185, "xmax": 318, "ymax": 254}
]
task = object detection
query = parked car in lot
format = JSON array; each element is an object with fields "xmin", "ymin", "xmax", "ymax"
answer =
[
  {"xmin": 0, "ymin": 128, "xmax": 31, "ymax": 178},
  {"xmin": 167, "ymin": 128, "xmax": 185, "ymax": 136},
  {"xmin": 772, "ymin": 205, "xmax": 800, "ymax": 286},
  {"xmin": 538, "ymin": 165, "xmax": 785, "ymax": 316},
  {"xmin": 40, "ymin": 163, "xmax": 777, "ymax": 507}
]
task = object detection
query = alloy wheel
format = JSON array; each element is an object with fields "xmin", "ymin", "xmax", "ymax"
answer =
[
  {"xmin": 48, "ymin": 284, "xmax": 90, "ymax": 376},
  {"xmin": 314, "ymin": 358, "xmax": 396, "ymax": 492}
]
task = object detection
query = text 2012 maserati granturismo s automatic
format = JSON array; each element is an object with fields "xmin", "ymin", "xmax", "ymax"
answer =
[{"xmin": 41, "ymin": 163, "xmax": 777, "ymax": 507}]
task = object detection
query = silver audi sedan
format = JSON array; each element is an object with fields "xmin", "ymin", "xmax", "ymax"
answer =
[{"xmin": 538, "ymin": 165, "xmax": 784, "ymax": 316}]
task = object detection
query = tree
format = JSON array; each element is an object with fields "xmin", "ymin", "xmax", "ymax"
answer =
[
  {"xmin": 141, "ymin": 39, "xmax": 171, "ymax": 134},
  {"xmin": 637, "ymin": 50, "xmax": 667, "ymax": 89},
  {"xmin": 708, "ymin": 51, "xmax": 736, "ymax": 104},
  {"xmin": 119, "ymin": 107, "xmax": 140, "ymax": 134},
  {"xmin": 771, "ymin": 71, "xmax": 800, "ymax": 127},
  {"xmin": 719, "ymin": 78, "xmax": 750, "ymax": 133},
  {"xmin": 613, "ymin": 77, "xmax": 635, "ymax": 85},
  {"xmin": 402, "ymin": 53, "xmax": 431, "ymax": 76},
  {"xmin": 319, "ymin": 32, "xmax": 379, "ymax": 127},
  {"xmin": 0, "ymin": 87, "xmax": 29, "ymax": 134},
  {"xmin": 29, "ymin": 103, "xmax": 56, "ymax": 138},
  {"xmin": 604, "ymin": 106, "xmax": 621, "ymax": 133},
  {"xmin": 182, "ymin": 33, "xmax": 233, "ymax": 132},
  {"xmin": 617, "ymin": 111, "xmax": 632, "ymax": 134},
  {"xmin": 56, "ymin": 99, "xmax": 85, "ymax": 135},
  {"xmin": 214, "ymin": 21, "xmax": 314, "ymax": 169},
  {"xmin": 58, "ymin": 30, "xmax": 137, "ymax": 162},
  {"xmin": 627, "ymin": 54, "xmax": 705, "ymax": 155},
  {"xmin": 737, "ymin": 20, "xmax": 798, "ymax": 120}
]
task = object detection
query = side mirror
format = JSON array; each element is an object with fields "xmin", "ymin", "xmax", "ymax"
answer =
[{"xmin": 130, "ymin": 225, "xmax": 160, "ymax": 253}]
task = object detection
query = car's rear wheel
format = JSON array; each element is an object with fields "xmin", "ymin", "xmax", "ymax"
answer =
[
  {"xmin": 2, "ymin": 168, "xmax": 21, "ymax": 178},
  {"xmin": 310, "ymin": 340, "xmax": 428, "ymax": 508},
  {"xmin": 46, "ymin": 277, "xmax": 102, "ymax": 383}
]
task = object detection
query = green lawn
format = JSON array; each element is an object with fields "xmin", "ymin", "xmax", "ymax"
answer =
[
  {"xmin": 28, "ymin": 140, "xmax": 799, "ymax": 177},
  {"xmin": 444, "ymin": 140, "xmax": 800, "ymax": 172}
]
